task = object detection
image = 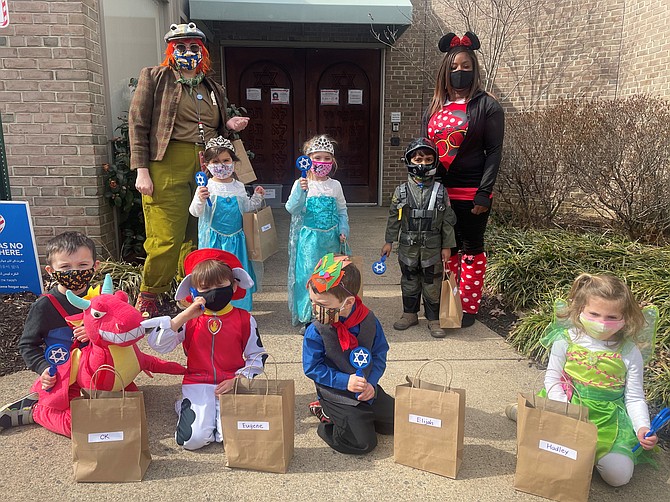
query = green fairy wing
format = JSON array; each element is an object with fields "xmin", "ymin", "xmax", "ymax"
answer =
[{"xmin": 539, "ymin": 299, "xmax": 572, "ymax": 349}]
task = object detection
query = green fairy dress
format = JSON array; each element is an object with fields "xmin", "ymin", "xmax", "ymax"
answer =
[{"xmin": 539, "ymin": 300, "xmax": 658, "ymax": 464}]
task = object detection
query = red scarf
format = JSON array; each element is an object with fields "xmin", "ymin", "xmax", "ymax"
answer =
[{"xmin": 332, "ymin": 296, "xmax": 369, "ymax": 351}]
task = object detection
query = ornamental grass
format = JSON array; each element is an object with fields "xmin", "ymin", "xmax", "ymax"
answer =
[{"xmin": 486, "ymin": 225, "xmax": 670, "ymax": 403}]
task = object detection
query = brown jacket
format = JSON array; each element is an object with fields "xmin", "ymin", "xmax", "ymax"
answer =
[{"xmin": 128, "ymin": 66, "xmax": 230, "ymax": 169}]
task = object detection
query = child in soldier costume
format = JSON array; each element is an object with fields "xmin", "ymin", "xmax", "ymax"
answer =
[{"xmin": 381, "ymin": 138, "xmax": 457, "ymax": 338}]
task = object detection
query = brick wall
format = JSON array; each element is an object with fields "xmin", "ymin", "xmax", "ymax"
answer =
[
  {"xmin": 0, "ymin": 0, "xmax": 115, "ymax": 257},
  {"xmin": 619, "ymin": 0, "xmax": 670, "ymax": 97}
]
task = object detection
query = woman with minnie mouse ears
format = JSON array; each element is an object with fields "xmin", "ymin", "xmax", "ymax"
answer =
[{"xmin": 422, "ymin": 31, "xmax": 505, "ymax": 328}]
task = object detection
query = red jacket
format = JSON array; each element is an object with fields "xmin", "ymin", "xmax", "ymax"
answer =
[{"xmin": 182, "ymin": 307, "xmax": 252, "ymax": 385}]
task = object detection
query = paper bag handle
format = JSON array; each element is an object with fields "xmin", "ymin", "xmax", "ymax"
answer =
[
  {"xmin": 246, "ymin": 351, "xmax": 278, "ymax": 382},
  {"xmin": 537, "ymin": 380, "xmax": 586, "ymax": 422},
  {"xmin": 88, "ymin": 364, "xmax": 126, "ymax": 401},
  {"xmin": 411, "ymin": 359, "xmax": 454, "ymax": 391}
]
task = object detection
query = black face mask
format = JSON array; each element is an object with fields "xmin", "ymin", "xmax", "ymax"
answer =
[
  {"xmin": 199, "ymin": 285, "xmax": 234, "ymax": 312},
  {"xmin": 450, "ymin": 70, "xmax": 474, "ymax": 90}
]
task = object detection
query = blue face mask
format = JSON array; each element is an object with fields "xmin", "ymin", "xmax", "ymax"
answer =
[{"xmin": 174, "ymin": 51, "xmax": 202, "ymax": 71}]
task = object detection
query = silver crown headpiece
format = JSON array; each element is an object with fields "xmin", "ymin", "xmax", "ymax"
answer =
[{"xmin": 304, "ymin": 135, "xmax": 334, "ymax": 155}]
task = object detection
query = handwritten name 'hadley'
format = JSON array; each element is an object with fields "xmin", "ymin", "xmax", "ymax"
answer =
[{"xmin": 539, "ymin": 440, "xmax": 577, "ymax": 460}]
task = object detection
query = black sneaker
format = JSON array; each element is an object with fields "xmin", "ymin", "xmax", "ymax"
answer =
[
  {"xmin": 0, "ymin": 392, "xmax": 38, "ymax": 432},
  {"xmin": 309, "ymin": 400, "xmax": 331, "ymax": 424},
  {"xmin": 461, "ymin": 313, "xmax": 476, "ymax": 327}
]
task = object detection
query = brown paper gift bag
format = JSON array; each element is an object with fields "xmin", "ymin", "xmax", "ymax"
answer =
[
  {"xmin": 232, "ymin": 138, "xmax": 257, "ymax": 185},
  {"xmin": 439, "ymin": 271, "xmax": 463, "ymax": 328},
  {"xmin": 219, "ymin": 368, "xmax": 295, "ymax": 473},
  {"xmin": 514, "ymin": 389, "xmax": 598, "ymax": 502},
  {"xmin": 394, "ymin": 360, "xmax": 466, "ymax": 479},
  {"xmin": 71, "ymin": 365, "xmax": 151, "ymax": 482},
  {"xmin": 243, "ymin": 204, "xmax": 279, "ymax": 261}
]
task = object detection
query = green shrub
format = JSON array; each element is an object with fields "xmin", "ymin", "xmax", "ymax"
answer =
[{"xmin": 486, "ymin": 224, "xmax": 670, "ymax": 402}]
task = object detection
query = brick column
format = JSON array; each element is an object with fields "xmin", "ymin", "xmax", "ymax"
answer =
[{"xmin": 0, "ymin": 0, "xmax": 116, "ymax": 257}]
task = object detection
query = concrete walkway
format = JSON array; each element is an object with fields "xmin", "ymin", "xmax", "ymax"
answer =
[{"xmin": 0, "ymin": 207, "xmax": 667, "ymax": 501}]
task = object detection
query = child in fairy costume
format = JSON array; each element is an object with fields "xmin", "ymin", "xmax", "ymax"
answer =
[
  {"xmin": 515, "ymin": 273, "xmax": 659, "ymax": 487},
  {"xmin": 285, "ymin": 135, "xmax": 350, "ymax": 328},
  {"xmin": 189, "ymin": 136, "xmax": 265, "ymax": 311}
]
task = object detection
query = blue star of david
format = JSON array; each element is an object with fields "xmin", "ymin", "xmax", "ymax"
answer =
[
  {"xmin": 297, "ymin": 156, "xmax": 311, "ymax": 171},
  {"xmin": 351, "ymin": 348, "xmax": 370, "ymax": 368},
  {"xmin": 48, "ymin": 347, "xmax": 69, "ymax": 365}
]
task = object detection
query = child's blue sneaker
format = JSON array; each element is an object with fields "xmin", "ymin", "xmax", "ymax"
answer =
[{"xmin": 0, "ymin": 392, "xmax": 38, "ymax": 432}]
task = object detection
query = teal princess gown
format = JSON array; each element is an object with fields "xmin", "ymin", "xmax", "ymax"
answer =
[
  {"xmin": 189, "ymin": 179, "xmax": 262, "ymax": 311},
  {"xmin": 285, "ymin": 178, "xmax": 350, "ymax": 326}
]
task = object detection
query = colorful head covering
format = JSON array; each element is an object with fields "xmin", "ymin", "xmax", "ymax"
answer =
[
  {"xmin": 304, "ymin": 135, "xmax": 335, "ymax": 156},
  {"xmin": 309, "ymin": 253, "xmax": 352, "ymax": 293},
  {"xmin": 175, "ymin": 248, "xmax": 253, "ymax": 301}
]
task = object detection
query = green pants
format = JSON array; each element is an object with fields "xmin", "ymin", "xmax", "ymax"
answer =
[{"xmin": 141, "ymin": 141, "xmax": 201, "ymax": 294}]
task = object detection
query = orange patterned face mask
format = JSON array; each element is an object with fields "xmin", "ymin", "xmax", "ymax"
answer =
[{"xmin": 51, "ymin": 267, "xmax": 95, "ymax": 291}]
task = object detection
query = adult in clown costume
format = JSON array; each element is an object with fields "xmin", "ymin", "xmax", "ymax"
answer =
[
  {"xmin": 129, "ymin": 22, "xmax": 249, "ymax": 317},
  {"xmin": 422, "ymin": 31, "xmax": 504, "ymax": 328}
]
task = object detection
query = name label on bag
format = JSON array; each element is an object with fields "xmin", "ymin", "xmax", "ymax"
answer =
[
  {"xmin": 261, "ymin": 224, "xmax": 272, "ymax": 232},
  {"xmin": 409, "ymin": 413, "xmax": 442, "ymax": 428},
  {"xmin": 88, "ymin": 431, "xmax": 124, "ymax": 443},
  {"xmin": 237, "ymin": 421, "xmax": 270, "ymax": 430},
  {"xmin": 539, "ymin": 440, "xmax": 577, "ymax": 460}
]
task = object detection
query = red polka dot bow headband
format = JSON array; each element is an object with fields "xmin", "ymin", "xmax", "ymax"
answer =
[{"xmin": 438, "ymin": 32, "xmax": 481, "ymax": 53}]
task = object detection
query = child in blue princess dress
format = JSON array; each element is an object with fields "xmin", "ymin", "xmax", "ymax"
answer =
[
  {"xmin": 285, "ymin": 135, "xmax": 350, "ymax": 330},
  {"xmin": 189, "ymin": 136, "xmax": 265, "ymax": 311}
]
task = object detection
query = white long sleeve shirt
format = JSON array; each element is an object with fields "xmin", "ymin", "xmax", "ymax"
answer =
[
  {"xmin": 545, "ymin": 328, "xmax": 650, "ymax": 433},
  {"xmin": 189, "ymin": 179, "xmax": 263, "ymax": 217}
]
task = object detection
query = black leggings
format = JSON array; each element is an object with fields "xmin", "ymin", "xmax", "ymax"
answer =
[{"xmin": 450, "ymin": 199, "xmax": 491, "ymax": 255}]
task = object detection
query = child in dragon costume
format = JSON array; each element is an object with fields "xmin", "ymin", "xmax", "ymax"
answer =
[{"xmin": 1, "ymin": 274, "xmax": 185, "ymax": 437}]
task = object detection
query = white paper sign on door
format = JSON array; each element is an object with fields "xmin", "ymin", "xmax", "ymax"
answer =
[
  {"xmin": 348, "ymin": 89, "xmax": 363, "ymax": 105},
  {"xmin": 246, "ymin": 88, "xmax": 261, "ymax": 101},
  {"xmin": 270, "ymin": 88, "xmax": 290, "ymax": 104},
  {"xmin": 320, "ymin": 89, "xmax": 339, "ymax": 105}
]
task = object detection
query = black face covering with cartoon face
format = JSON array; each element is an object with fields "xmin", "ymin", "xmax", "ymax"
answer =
[
  {"xmin": 200, "ymin": 285, "xmax": 234, "ymax": 312},
  {"xmin": 51, "ymin": 267, "xmax": 95, "ymax": 291}
]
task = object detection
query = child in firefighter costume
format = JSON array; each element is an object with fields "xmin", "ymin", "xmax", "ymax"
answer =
[
  {"xmin": 142, "ymin": 249, "xmax": 266, "ymax": 450},
  {"xmin": 381, "ymin": 138, "xmax": 457, "ymax": 338}
]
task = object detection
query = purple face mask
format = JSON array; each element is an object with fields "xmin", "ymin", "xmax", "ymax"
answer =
[
  {"xmin": 207, "ymin": 162, "xmax": 234, "ymax": 179},
  {"xmin": 311, "ymin": 161, "xmax": 333, "ymax": 177}
]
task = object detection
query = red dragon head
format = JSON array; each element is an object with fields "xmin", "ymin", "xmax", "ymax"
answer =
[{"xmin": 66, "ymin": 274, "xmax": 145, "ymax": 348}]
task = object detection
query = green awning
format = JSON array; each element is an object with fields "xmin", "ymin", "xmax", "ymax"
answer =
[{"xmin": 190, "ymin": 0, "xmax": 412, "ymax": 26}]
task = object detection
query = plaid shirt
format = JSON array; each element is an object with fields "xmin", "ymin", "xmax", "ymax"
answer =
[{"xmin": 128, "ymin": 66, "xmax": 230, "ymax": 169}]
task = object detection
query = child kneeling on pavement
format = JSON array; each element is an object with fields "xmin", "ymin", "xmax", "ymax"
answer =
[
  {"xmin": 142, "ymin": 249, "xmax": 265, "ymax": 450},
  {"xmin": 303, "ymin": 253, "xmax": 394, "ymax": 454}
]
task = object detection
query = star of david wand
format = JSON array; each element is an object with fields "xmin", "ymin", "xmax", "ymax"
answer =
[
  {"xmin": 296, "ymin": 155, "xmax": 312, "ymax": 192},
  {"xmin": 190, "ymin": 287, "xmax": 205, "ymax": 311},
  {"xmin": 44, "ymin": 343, "xmax": 70, "ymax": 393},
  {"xmin": 195, "ymin": 171, "xmax": 212, "ymax": 207},
  {"xmin": 372, "ymin": 255, "xmax": 387, "ymax": 275},
  {"xmin": 632, "ymin": 407, "xmax": 670, "ymax": 452},
  {"xmin": 349, "ymin": 346, "xmax": 372, "ymax": 400}
]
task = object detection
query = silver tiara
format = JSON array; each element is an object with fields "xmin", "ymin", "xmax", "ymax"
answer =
[
  {"xmin": 304, "ymin": 135, "xmax": 334, "ymax": 155},
  {"xmin": 205, "ymin": 136, "xmax": 235, "ymax": 153}
]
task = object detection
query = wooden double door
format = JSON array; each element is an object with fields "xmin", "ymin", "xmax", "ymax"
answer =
[{"xmin": 224, "ymin": 47, "xmax": 381, "ymax": 203}]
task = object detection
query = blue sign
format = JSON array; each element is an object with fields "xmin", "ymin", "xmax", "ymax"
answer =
[{"xmin": 0, "ymin": 201, "xmax": 43, "ymax": 294}]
